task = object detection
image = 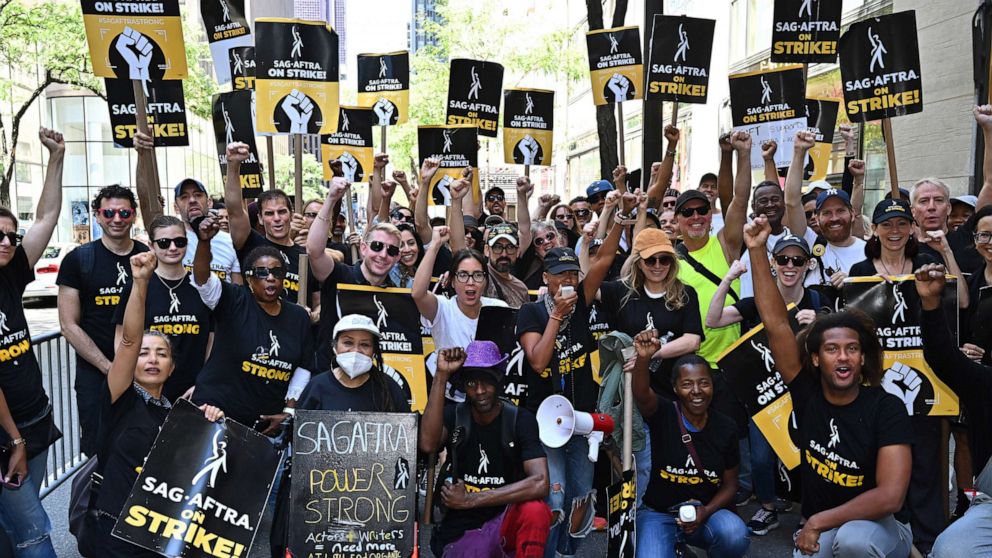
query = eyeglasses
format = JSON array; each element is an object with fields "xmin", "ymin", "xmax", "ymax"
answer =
[
  {"xmin": 454, "ymin": 270, "xmax": 486, "ymax": 283},
  {"xmin": 490, "ymin": 243, "xmax": 518, "ymax": 254},
  {"xmin": 390, "ymin": 211, "xmax": 413, "ymax": 223},
  {"xmin": 0, "ymin": 231, "xmax": 23, "ymax": 246},
  {"xmin": 486, "ymin": 194, "xmax": 505, "ymax": 202},
  {"xmin": 805, "ymin": 210, "xmax": 814, "ymax": 220},
  {"xmin": 574, "ymin": 209, "xmax": 591, "ymax": 217},
  {"xmin": 774, "ymin": 255, "xmax": 809, "ymax": 267},
  {"xmin": 534, "ymin": 233, "xmax": 556, "ymax": 247},
  {"xmin": 974, "ymin": 231, "xmax": 992, "ymax": 245},
  {"xmin": 152, "ymin": 237, "xmax": 189, "ymax": 249},
  {"xmin": 368, "ymin": 240, "xmax": 401, "ymax": 257},
  {"xmin": 677, "ymin": 205, "xmax": 710, "ymax": 218},
  {"xmin": 246, "ymin": 266, "xmax": 287, "ymax": 279},
  {"xmin": 304, "ymin": 212, "xmax": 320, "ymax": 219},
  {"xmin": 555, "ymin": 213, "xmax": 575, "ymax": 221},
  {"xmin": 643, "ymin": 255, "xmax": 673, "ymax": 267},
  {"xmin": 101, "ymin": 208, "xmax": 134, "ymax": 219}
]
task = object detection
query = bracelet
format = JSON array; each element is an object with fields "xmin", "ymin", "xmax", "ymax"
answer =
[
  {"xmin": 315, "ymin": 214, "xmax": 330, "ymax": 223},
  {"xmin": 550, "ymin": 315, "xmax": 563, "ymax": 323},
  {"xmin": 615, "ymin": 212, "xmax": 630, "ymax": 222},
  {"xmin": 9, "ymin": 437, "xmax": 25, "ymax": 448},
  {"xmin": 666, "ymin": 150, "xmax": 677, "ymax": 157},
  {"xmin": 282, "ymin": 407, "xmax": 296, "ymax": 416}
]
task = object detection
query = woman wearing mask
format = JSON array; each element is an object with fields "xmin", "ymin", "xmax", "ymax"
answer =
[
  {"xmin": 81, "ymin": 252, "xmax": 224, "ymax": 557},
  {"xmin": 113, "ymin": 215, "xmax": 212, "ymax": 401}
]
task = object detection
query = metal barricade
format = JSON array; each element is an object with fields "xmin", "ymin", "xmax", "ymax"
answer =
[{"xmin": 31, "ymin": 330, "xmax": 87, "ymax": 499}]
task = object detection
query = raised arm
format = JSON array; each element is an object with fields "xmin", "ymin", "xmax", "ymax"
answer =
[
  {"xmin": 612, "ymin": 165, "xmax": 628, "ymax": 194},
  {"xmin": 631, "ymin": 329, "xmax": 661, "ymax": 418},
  {"xmin": 583, "ymin": 196, "xmax": 628, "ymax": 302},
  {"xmin": 519, "ymin": 291, "xmax": 576, "ymax": 373},
  {"xmin": 646, "ymin": 126, "xmax": 679, "ymax": 208},
  {"xmin": 705, "ymin": 260, "xmax": 747, "ymax": 328},
  {"xmin": 376, "ymin": 180, "xmax": 398, "ymax": 224},
  {"xmin": 108, "ymin": 252, "xmax": 156, "ymax": 403},
  {"xmin": 419, "ymin": 347, "xmax": 464, "ymax": 453},
  {"xmin": 192, "ymin": 213, "xmax": 221, "ymax": 287},
  {"xmin": 222, "ymin": 142, "xmax": 252, "ymax": 249},
  {"xmin": 447, "ymin": 172, "xmax": 471, "ymax": 252},
  {"xmin": 22, "ymin": 128, "xmax": 64, "ymax": 267},
  {"xmin": 761, "ymin": 140, "xmax": 779, "ymax": 184},
  {"xmin": 784, "ymin": 130, "xmax": 816, "ymax": 237},
  {"xmin": 974, "ymin": 105, "xmax": 992, "ymax": 210},
  {"xmin": 746, "ymin": 216, "xmax": 802, "ymax": 383},
  {"xmin": 412, "ymin": 227, "xmax": 446, "ymax": 322},
  {"xmin": 414, "ymin": 157, "xmax": 438, "ymax": 243},
  {"xmin": 307, "ymin": 177, "xmax": 348, "ymax": 283},
  {"xmin": 533, "ymin": 194, "xmax": 558, "ymax": 221},
  {"xmin": 849, "ymin": 159, "xmax": 866, "ymax": 239},
  {"xmin": 368, "ymin": 153, "xmax": 388, "ymax": 219},
  {"xmin": 516, "ymin": 177, "xmax": 534, "ymax": 249},
  {"xmin": 719, "ymin": 131, "xmax": 753, "ymax": 261},
  {"xmin": 717, "ymin": 133, "xmax": 734, "ymax": 213}
]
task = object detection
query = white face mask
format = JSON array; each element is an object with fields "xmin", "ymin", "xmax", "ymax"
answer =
[{"xmin": 336, "ymin": 351, "xmax": 374, "ymax": 379}]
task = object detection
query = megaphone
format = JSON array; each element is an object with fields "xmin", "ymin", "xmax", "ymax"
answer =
[{"xmin": 537, "ymin": 395, "xmax": 615, "ymax": 462}]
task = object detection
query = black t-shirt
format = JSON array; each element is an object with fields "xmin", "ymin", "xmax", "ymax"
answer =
[
  {"xmin": 643, "ymin": 399, "xmax": 739, "ymax": 512},
  {"xmin": 192, "ymin": 282, "xmax": 315, "ymax": 425},
  {"xmin": 0, "ymin": 246, "xmax": 47, "ymax": 421},
  {"xmin": 316, "ymin": 262, "xmax": 395, "ymax": 366},
  {"xmin": 948, "ymin": 213, "xmax": 983, "ymax": 274},
  {"xmin": 848, "ymin": 253, "xmax": 939, "ymax": 278},
  {"xmin": 436, "ymin": 403, "xmax": 544, "ymax": 547},
  {"xmin": 56, "ymin": 240, "xmax": 149, "ymax": 376},
  {"xmin": 297, "ymin": 370, "xmax": 410, "ymax": 412},
  {"xmin": 95, "ymin": 383, "xmax": 170, "ymax": 515},
  {"xmin": 326, "ymin": 240, "xmax": 354, "ymax": 266},
  {"xmin": 599, "ymin": 280, "xmax": 704, "ymax": 393},
  {"xmin": 733, "ymin": 289, "xmax": 834, "ymax": 332},
  {"xmin": 787, "ymin": 372, "xmax": 913, "ymax": 519},
  {"xmin": 112, "ymin": 273, "xmax": 213, "ymax": 400},
  {"xmin": 237, "ymin": 231, "xmax": 316, "ymax": 304},
  {"xmin": 515, "ymin": 286, "xmax": 598, "ymax": 413}
]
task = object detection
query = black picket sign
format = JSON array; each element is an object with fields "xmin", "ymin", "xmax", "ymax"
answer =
[
  {"xmin": 446, "ymin": 58, "xmax": 504, "ymax": 137},
  {"xmin": 771, "ymin": 0, "xmax": 842, "ymax": 63},
  {"xmin": 105, "ymin": 78, "xmax": 189, "ymax": 148}
]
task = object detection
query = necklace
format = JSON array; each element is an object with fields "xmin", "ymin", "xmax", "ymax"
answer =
[
  {"xmin": 879, "ymin": 257, "xmax": 908, "ymax": 276},
  {"xmin": 156, "ymin": 272, "xmax": 184, "ymax": 313}
]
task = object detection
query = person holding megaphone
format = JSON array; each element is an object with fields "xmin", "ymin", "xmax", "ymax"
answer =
[{"xmin": 629, "ymin": 328, "xmax": 750, "ymax": 558}]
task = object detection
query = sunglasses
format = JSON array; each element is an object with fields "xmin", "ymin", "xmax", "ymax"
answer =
[
  {"xmin": 774, "ymin": 255, "xmax": 809, "ymax": 267},
  {"xmin": 805, "ymin": 210, "xmax": 814, "ymax": 220},
  {"xmin": 246, "ymin": 266, "xmax": 286, "ymax": 279},
  {"xmin": 390, "ymin": 211, "xmax": 414, "ymax": 223},
  {"xmin": 662, "ymin": 200, "xmax": 676, "ymax": 209},
  {"xmin": 486, "ymin": 194, "xmax": 505, "ymax": 202},
  {"xmin": 454, "ymin": 271, "xmax": 486, "ymax": 283},
  {"xmin": 152, "ymin": 237, "xmax": 189, "ymax": 249},
  {"xmin": 101, "ymin": 208, "xmax": 134, "ymax": 219},
  {"xmin": 555, "ymin": 213, "xmax": 575, "ymax": 221},
  {"xmin": 643, "ymin": 255, "xmax": 673, "ymax": 267},
  {"xmin": 534, "ymin": 233, "xmax": 556, "ymax": 247},
  {"xmin": 0, "ymin": 231, "xmax": 23, "ymax": 246},
  {"xmin": 677, "ymin": 205, "xmax": 710, "ymax": 218},
  {"xmin": 574, "ymin": 209, "xmax": 591, "ymax": 217},
  {"xmin": 368, "ymin": 240, "xmax": 401, "ymax": 257},
  {"xmin": 587, "ymin": 194, "xmax": 606, "ymax": 204}
]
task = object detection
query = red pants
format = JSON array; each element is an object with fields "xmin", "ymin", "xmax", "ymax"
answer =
[{"xmin": 444, "ymin": 500, "xmax": 552, "ymax": 558}]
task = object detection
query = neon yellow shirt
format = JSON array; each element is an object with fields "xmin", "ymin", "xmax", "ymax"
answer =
[{"xmin": 677, "ymin": 235, "xmax": 741, "ymax": 368}]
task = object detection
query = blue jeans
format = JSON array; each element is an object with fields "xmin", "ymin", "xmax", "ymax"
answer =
[
  {"xmin": 930, "ymin": 497, "xmax": 992, "ymax": 557},
  {"xmin": 0, "ymin": 450, "xmax": 56, "ymax": 557},
  {"xmin": 636, "ymin": 507, "xmax": 749, "ymax": 558},
  {"xmin": 634, "ymin": 424, "xmax": 651, "ymax": 510},
  {"xmin": 749, "ymin": 420, "xmax": 777, "ymax": 505},
  {"xmin": 794, "ymin": 515, "xmax": 912, "ymax": 558},
  {"xmin": 738, "ymin": 438, "xmax": 752, "ymax": 496},
  {"xmin": 544, "ymin": 436, "xmax": 595, "ymax": 558}
]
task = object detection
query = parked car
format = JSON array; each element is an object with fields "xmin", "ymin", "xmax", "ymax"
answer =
[{"xmin": 23, "ymin": 242, "xmax": 78, "ymax": 299}]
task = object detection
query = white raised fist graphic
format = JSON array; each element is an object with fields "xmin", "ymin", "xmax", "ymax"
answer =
[
  {"xmin": 338, "ymin": 152, "xmax": 359, "ymax": 182},
  {"xmin": 881, "ymin": 361, "xmax": 923, "ymax": 415},
  {"xmin": 435, "ymin": 175, "xmax": 454, "ymax": 206},
  {"xmin": 373, "ymin": 97, "xmax": 396, "ymax": 126},
  {"xmin": 607, "ymin": 73, "xmax": 631, "ymax": 101},
  {"xmin": 117, "ymin": 27, "xmax": 153, "ymax": 82},
  {"xmin": 281, "ymin": 89, "xmax": 314, "ymax": 134},
  {"xmin": 518, "ymin": 135, "xmax": 539, "ymax": 165}
]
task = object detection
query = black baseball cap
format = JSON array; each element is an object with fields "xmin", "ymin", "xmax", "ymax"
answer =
[
  {"xmin": 544, "ymin": 247, "xmax": 581, "ymax": 274},
  {"xmin": 772, "ymin": 233, "xmax": 811, "ymax": 255},
  {"xmin": 485, "ymin": 187, "xmax": 505, "ymax": 200},
  {"xmin": 674, "ymin": 190, "xmax": 711, "ymax": 213},
  {"xmin": 872, "ymin": 198, "xmax": 914, "ymax": 224}
]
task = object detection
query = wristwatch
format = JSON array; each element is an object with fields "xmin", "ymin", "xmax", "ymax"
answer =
[{"xmin": 9, "ymin": 437, "xmax": 25, "ymax": 449}]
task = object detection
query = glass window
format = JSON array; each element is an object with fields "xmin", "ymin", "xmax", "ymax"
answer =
[
  {"xmin": 746, "ymin": 0, "xmax": 773, "ymax": 57},
  {"xmin": 84, "ymin": 97, "xmax": 112, "ymax": 141},
  {"xmin": 62, "ymin": 187, "xmax": 92, "ymax": 245},
  {"xmin": 50, "ymin": 97, "xmax": 86, "ymax": 142},
  {"xmin": 63, "ymin": 142, "xmax": 88, "ymax": 186},
  {"xmin": 87, "ymin": 142, "xmax": 131, "ymax": 187}
]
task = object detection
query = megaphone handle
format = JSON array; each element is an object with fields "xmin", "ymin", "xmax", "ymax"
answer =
[{"xmin": 586, "ymin": 432, "xmax": 604, "ymax": 462}]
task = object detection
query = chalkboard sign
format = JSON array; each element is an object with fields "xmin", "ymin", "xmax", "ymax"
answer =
[
  {"xmin": 111, "ymin": 399, "xmax": 280, "ymax": 558},
  {"xmin": 289, "ymin": 411, "xmax": 419, "ymax": 558}
]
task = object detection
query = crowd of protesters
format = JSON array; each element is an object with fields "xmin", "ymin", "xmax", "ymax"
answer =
[{"xmin": 1, "ymin": 107, "xmax": 992, "ymax": 558}]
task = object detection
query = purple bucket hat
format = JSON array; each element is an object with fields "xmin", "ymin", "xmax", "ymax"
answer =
[{"xmin": 452, "ymin": 340, "xmax": 508, "ymax": 386}]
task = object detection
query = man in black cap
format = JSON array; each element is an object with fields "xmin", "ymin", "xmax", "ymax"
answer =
[
  {"xmin": 420, "ymin": 343, "xmax": 550, "ymax": 557},
  {"xmin": 485, "ymin": 187, "xmax": 507, "ymax": 218},
  {"xmin": 484, "ymin": 223, "xmax": 530, "ymax": 307}
]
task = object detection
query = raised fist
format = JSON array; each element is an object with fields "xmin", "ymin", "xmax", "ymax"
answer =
[
  {"xmin": 761, "ymin": 140, "xmax": 777, "ymax": 160},
  {"xmin": 38, "ymin": 128, "xmax": 65, "ymax": 154},
  {"xmin": 519, "ymin": 135, "xmax": 539, "ymax": 165},
  {"xmin": 881, "ymin": 362, "xmax": 923, "ymax": 415},
  {"xmin": 373, "ymin": 97, "xmax": 396, "ymax": 126},
  {"xmin": 793, "ymin": 130, "xmax": 816, "ymax": 152},
  {"xmin": 607, "ymin": 73, "xmax": 631, "ymax": 101},
  {"xmin": 117, "ymin": 27, "xmax": 153, "ymax": 82},
  {"xmin": 281, "ymin": 89, "xmax": 314, "ymax": 134}
]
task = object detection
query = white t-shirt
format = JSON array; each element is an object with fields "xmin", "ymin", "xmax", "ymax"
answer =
[
  {"xmin": 804, "ymin": 231, "xmax": 866, "ymax": 287},
  {"xmin": 184, "ymin": 229, "xmax": 242, "ymax": 283},
  {"xmin": 421, "ymin": 294, "xmax": 508, "ymax": 350},
  {"xmin": 711, "ymin": 212, "xmax": 725, "ymax": 235}
]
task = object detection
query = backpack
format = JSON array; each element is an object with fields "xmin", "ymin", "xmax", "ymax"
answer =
[{"xmin": 596, "ymin": 331, "xmax": 646, "ymax": 454}]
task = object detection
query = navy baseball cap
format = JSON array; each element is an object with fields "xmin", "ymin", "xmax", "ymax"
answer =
[
  {"xmin": 174, "ymin": 178, "xmax": 207, "ymax": 198},
  {"xmin": 772, "ymin": 233, "xmax": 811, "ymax": 255},
  {"xmin": 883, "ymin": 188, "xmax": 911, "ymax": 201},
  {"xmin": 815, "ymin": 189, "xmax": 851, "ymax": 212},
  {"xmin": 586, "ymin": 180, "xmax": 614, "ymax": 199},
  {"xmin": 872, "ymin": 198, "xmax": 914, "ymax": 224},
  {"xmin": 544, "ymin": 247, "xmax": 581, "ymax": 274}
]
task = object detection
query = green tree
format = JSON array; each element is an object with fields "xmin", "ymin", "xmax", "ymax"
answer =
[{"xmin": 275, "ymin": 154, "xmax": 325, "ymax": 203}]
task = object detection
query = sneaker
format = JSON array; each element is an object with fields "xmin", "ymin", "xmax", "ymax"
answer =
[
  {"xmin": 748, "ymin": 508, "xmax": 780, "ymax": 536},
  {"xmin": 734, "ymin": 491, "xmax": 753, "ymax": 507},
  {"xmin": 773, "ymin": 498, "xmax": 794, "ymax": 513}
]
